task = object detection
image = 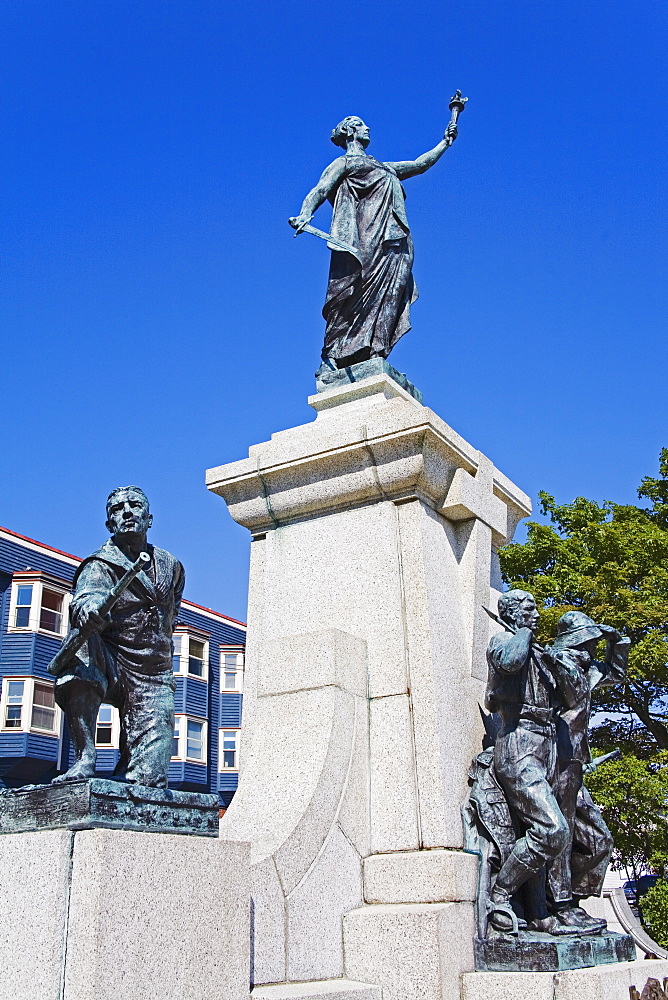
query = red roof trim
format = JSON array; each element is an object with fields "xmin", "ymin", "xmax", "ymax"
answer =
[
  {"xmin": 181, "ymin": 599, "xmax": 247, "ymax": 628},
  {"xmin": 1, "ymin": 525, "xmax": 247, "ymax": 627},
  {"xmin": 0, "ymin": 525, "xmax": 81, "ymax": 562}
]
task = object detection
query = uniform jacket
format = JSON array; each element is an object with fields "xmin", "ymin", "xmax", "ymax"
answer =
[
  {"xmin": 56, "ymin": 540, "xmax": 184, "ymax": 698},
  {"xmin": 550, "ymin": 640, "xmax": 629, "ymax": 764}
]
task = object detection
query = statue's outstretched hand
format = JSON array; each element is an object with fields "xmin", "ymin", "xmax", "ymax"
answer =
[
  {"xmin": 598, "ymin": 623, "xmax": 623, "ymax": 642},
  {"xmin": 74, "ymin": 598, "xmax": 111, "ymax": 632},
  {"xmin": 445, "ymin": 122, "xmax": 458, "ymax": 145},
  {"xmin": 289, "ymin": 215, "xmax": 312, "ymax": 233}
]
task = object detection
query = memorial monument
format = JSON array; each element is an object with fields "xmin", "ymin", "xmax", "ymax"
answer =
[
  {"xmin": 206, "ymin": 97, "xmax": 668, "ymax": 1000},
  {"xmin": 0, "ymin": 92, "xmax": 664, "ymax": 1000},
  {"xmin": 0, "ymin": 488, "xmax": 250, "ymax": 1000}
]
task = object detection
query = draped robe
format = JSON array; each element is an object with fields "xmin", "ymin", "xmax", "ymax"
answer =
[{"xmin": 322, "ymin": 154, "xmax": 418, "ymax": 364}]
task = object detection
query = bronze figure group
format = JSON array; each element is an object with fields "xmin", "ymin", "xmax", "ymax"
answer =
[{"xmin": 464, "ymin": 589, "xmax": 629, "ymax": 945}]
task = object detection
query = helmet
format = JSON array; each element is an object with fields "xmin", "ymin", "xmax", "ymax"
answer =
[{"xmin": 552, "ymin": 611, "xmax": 602, "ymax": 650}]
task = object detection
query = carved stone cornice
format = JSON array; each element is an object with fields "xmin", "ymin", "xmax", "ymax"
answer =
[{"xmin": 205, "ymin": 375, "xmax": 531, "ymax": 541}]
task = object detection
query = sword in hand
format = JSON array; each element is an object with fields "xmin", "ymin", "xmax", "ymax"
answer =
[{"xmin": 288, "ymin": 217, "xmax": 361, "ymax": 259}]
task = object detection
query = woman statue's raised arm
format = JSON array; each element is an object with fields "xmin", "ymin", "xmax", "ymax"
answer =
[{"xmin": 387, "ymin": 121, "xmax": 458, "ymax": 180}]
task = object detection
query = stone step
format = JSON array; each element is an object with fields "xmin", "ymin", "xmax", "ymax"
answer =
[
  {"xmin": 251, "ymin": 980, "xmax": 381, "ymax": 1000},
  {"xmin": 462, "ymin": 958, "xmax": 668, "ymax": 1000}
]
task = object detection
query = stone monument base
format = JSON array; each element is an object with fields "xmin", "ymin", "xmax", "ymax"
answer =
[
  {"xmin": 0, "ymin": 777, "xmax": 219, "ymax": 836},
  {"xmin": 251, "ymin": 981, "xmax": 381, "ymax": 999},
  {"xmin": 314, "ymin": 356, "xmax": 423, "ymax": 402},
  {"xmin": 462, "ymin": 957, "xmax": 668, "ymax": 1000},
  {"xmin": 474, "ymin": 929, "xmax": 636, "ymax": 972},
  {"xmin": 0, "ymin": 827, "xmax": 249, "ymax": 1000}
]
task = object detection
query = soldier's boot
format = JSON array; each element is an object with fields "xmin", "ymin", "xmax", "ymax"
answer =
[
  {"xmin": 52, "ymin": 681, "xmax": 101, "ymax": 783},
  {"xmin": 487, "ymin": 886, "xmax": 520, "ymax": 935},
  {"xmin": 487, "ymin": 847, "xmax": 538, "ymax": 935},
  {"xmin": 527, "ymin": 914, "xmax": 592, "ymax": 936},
  {"xmin": 552, "ymin": 900, "xmax": 607, "ymax": 933}
]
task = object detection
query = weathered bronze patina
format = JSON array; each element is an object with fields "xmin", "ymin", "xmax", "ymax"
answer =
[
  {"xmin": 289, "ymin": 93, "xmax": 465, "ymax": 374},
  {"xmin": 463, "ymin": 589, "xmax": 635, "ymax": 971},
  {"xmin": 48, "ymin": 486, "xmax": 184, "ymax": 788}
]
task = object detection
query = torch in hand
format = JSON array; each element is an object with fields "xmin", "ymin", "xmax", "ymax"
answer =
[{"xmin": 446, "ymin": 89, "xmax": 468, "ymax": 146}]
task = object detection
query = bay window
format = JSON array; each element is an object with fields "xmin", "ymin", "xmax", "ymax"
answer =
[
  {"xmin": 171, "ymin": 715, "xmax": 207, "ymax": 764},
  {"xmin": 172, "ymin": 629, "xmax": 209, "ymax": 680},
  {"xmin": 0, "ymin": 677, "xmax": 60, "ymax": 735},
  {"xmin": 9, "ymin": 573, "xmax": 70, "ymax": 637}
]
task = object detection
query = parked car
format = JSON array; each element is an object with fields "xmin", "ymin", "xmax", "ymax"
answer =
[{"xmin": 623, "ymin": 875, "xmax": 659, "ymax": 906}]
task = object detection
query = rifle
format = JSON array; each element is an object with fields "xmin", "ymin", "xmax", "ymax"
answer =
[
  {"xmin": 584, "ymin": 749, "xmax": 621, "ymax": 774},
  {"xmin": 48, "ymin": 552, "xmax": 151, "ymax": 677}
]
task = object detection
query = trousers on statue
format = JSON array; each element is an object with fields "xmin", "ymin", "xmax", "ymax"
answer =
[
  {"xmin": 548, "ymin": 761, "xmax": 613, "ymax": 904},
  {"xmin": 493, "ymin": 721, "xmax": 570, "ymax": 896},
  {"xmin": 56, "ymin": 633, "xmax": 176, "ymax": 788}
]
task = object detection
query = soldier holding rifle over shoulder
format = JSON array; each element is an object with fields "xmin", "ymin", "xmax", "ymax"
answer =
[{"xmin": 542, "ymin": 612, "xmax": 630, "ymax": 930}]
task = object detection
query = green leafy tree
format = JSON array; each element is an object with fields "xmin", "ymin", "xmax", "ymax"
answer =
[
  {"xmin": 639, "ymin": 880, "xmax": 668, "ymax": 948},
  {"xmin": 499, "ymin": 449, "xmax": 668, "ymax": 755},
  {"xmin": 584, "ymin": 755, "xmax": 668, "ymax": 882}
]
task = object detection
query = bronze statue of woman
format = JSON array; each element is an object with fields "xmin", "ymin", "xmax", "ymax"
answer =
[{"xmin": 289, "ymin": 114, "xmax": 459, "ymax": 374}]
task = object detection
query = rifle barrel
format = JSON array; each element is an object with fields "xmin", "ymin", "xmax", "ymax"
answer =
[{"xmin": 47, "ymin": 552, "xmax": 150, "ymax": 677}]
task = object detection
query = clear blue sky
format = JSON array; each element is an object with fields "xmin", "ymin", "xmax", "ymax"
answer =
[{"xmin": 1, "ymin": 0, "xmax": 666, "ymax": 621}]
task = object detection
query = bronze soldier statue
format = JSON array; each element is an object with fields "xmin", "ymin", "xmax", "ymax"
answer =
[
  {"xmin": 49, "ymin": 486, "xmax": 184, "ymax": 787},
  {"xmin": 544, "ymin": 611, "xmax": 629, "ymax": 928},
  {"xmin": 464, "ymin": 591, "xmax": 629, "ymax": 944},
  {"xmin": 483, "ymin": 590, "xmax": 577, "ymax": 934}
]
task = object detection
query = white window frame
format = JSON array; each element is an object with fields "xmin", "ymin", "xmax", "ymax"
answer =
[
  {"xmin": 171, "ymin": 714, "xmax": 208, "ymax": 764},
  {"xmin": 218, "ymin": 727, "xmax": 240, "ymax": 771},
  {"xmin": 220, "ymin": 646, "xmax": 245, "ymax": 693},
  {"xmin": 95, "ymin": 704, "xmax": 121, "ymax": 749},
  {"xmin": 8, "ymin": 573, "xmax": 71, "ymax": 638},
  {"xmin": 0, "ymin": 676, "xmax": 62, "ymax": 736},
  {"xmin": 172, "ymin": 628, "xmax": 210, "ymax": 681}
]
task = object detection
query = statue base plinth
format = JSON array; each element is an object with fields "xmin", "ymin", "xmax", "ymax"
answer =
[
  {"xmin": 0, "ymin": 777, "xmax": 219, "ymax": 837},
  {"xmin": 0, "ymin": 827, "xmax": 249, "ymax": 1000},
  {"xmin": 463, "ymin": 958, "xmax": 668, "ymax": 1000},
  {"xmin": 474, "ymin": 929, "xmax": 636, "ymax": 972},
  {"xmin": 315, "ymin": 357, "xmax": 423, "ymax": 403}
]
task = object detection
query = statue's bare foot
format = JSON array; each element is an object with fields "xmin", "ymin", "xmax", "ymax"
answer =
[{"xmin": 52, "ymin": 758, "xmax": 96, "ymax": 784}]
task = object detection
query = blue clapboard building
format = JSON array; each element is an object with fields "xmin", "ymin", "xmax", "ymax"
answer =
[{"xmin": 0, "ymin": 525, "xmax": 245, "ymax": 807}]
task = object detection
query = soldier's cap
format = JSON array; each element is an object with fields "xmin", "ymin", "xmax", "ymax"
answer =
[{"xmin": 552, "ymin": 610, "xmax": 602, "ymax": 649}]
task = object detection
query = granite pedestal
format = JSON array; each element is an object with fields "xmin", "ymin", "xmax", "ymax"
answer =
[
  {"xmin": 0, "ymin": 781, "xmax": 250, "ymax": 1000},
  {"xmin": 206, "ymin": 371, "xmax": 531, "ymax": 998},
  {"xmin": 207, "ymin": 371, "xmax": 653, "ymax": 998},
  {"xmin": 462, "ymin": 958, "xmax": 668, "ymax": 1000}
]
